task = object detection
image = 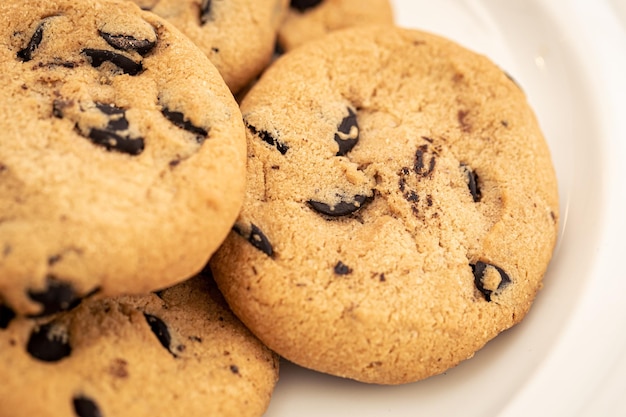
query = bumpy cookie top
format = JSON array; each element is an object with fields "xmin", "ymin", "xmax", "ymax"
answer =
[
  {"xmin": 135, "ymin": 0, "xmax": 289, "ymax": 93},
  {"xmin": 211, "ymin": 26, "xmax": 559, "ymax": 384},
  {"xmin": 277, "ymin": 0, "xmax": 394, "ymax": 51},
  {"xmin": 0, "ymin": 0, "xmax": 246, "ymax": 316},
  {"xmin": 0, "ymin": 275, "xmax": 279, "ymax": 417}
]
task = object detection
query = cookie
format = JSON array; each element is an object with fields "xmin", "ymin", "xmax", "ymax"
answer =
[
  {"xmin": 210, "ymin": 26, "xmax": 560, "ymax": 384},
  {"xmin": 0, "ymin": 274, "xmax": 279, "ymax": 417},
  {"xmin": 0, "ymin": 0, "xmax": 247, "ymax": 316},
  {"xmin": 135, "ymin": 0, "xmax": 289, "ymax": 93},
  {"xmin": 277, "ymin": 0, "xmax": 394, "ymax": 52}
]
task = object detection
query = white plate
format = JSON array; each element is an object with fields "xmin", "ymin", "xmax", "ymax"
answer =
[{"xmin": 264, "ymin": 1, "xmax": 626, "ymax": 416}]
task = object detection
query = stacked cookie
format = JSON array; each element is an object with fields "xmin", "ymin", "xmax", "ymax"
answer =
[{"xmin": 0, "ymin": 0, "xmax": 560, "ymax": 415}]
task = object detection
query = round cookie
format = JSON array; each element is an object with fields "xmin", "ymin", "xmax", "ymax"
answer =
[
  {"xmin": 0, "ymin": 274, "xmax": 279, "ymax": 417},
  {"xmin": 277, "ymin": 0, "xmax": 394, "ymax": 51},
  {"xmin": 211, "ymin": 26, "xmax": 560, "ymax": 384},
  {"xmin": 0, "ymin": 0, "xmax": 247, "ymax": 316},
  {"xmin": 135, "ymin": 0, "xmax": 289, "ymax": 93}
]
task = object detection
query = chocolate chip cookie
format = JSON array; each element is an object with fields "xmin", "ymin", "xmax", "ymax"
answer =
[
  {"xmin": 0, "ymin": 0, "xmax": 247, "ymax": 316},
  {"xmin": 0, "ymin": 274, "xmax": 279, "ymax": 417},
  {"xmin": 277, "ymin": 0, "xmax": 394, "ymax": 51},
  {"xmin": 136, "ymin": 0, "xmax": 289, "ymax": 93},
  {"xmin": 211, "ymin": 26, "xmax": 560, "ymax": 384}
]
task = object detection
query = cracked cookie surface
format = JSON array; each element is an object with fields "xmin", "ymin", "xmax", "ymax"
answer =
[
  {"xmin": 0, "ymin": 275, "xmax": 279, "ymax": 417},
  {"xmin": 210, "ymin": 26, "xmax": 559, "ymax": 384},
  {"xmin": 0, "ymin": 0, "xmax": 247, "ymax": 316}
]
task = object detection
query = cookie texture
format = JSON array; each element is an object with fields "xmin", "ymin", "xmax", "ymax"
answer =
[
  {"xmin": 277, "ymin": 0, "xmax": 394, "ymax": 51},
  {"xmin": 0, "ymin": 0, "xmax": 247, "ymax": 316},
  {"xmin": 0, "ymin": 274, "xmax": 279, "ymax": 417},
  {"xmin": 135, "ymin": 0, "xmax": 289, "ymax": 93},
  {"xmin": 211, "ymin": 26, "xmax": 560, "ymax": 384}
]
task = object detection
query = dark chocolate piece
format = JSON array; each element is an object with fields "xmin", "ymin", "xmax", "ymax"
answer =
[
  {"xmin": 99, "ymin": 31, "xmax": 156, "ymax": 56},
  {"xmin": 246, "ymin": 123, "xmax": 288, "ymax": 155},
  {"xmin": 17, "ymin": 21, "xmax": 45, "ymax": 61},
  {"xmin": 334, "ymin": 108, "xmax": 359, "ymax": 156},
  {"xmin": 461, "ymin": 164, "xmax": 481, "ymax": 202},
  {"xmin": 249, "ymin": 224, "xmax": 274, "ymax": 257},
  {"xmin": 89, "ymin": 103, "xmax": 144, "ymax": 155},
  {"xmin": 334, "ymin": 261, "xmax": 353, "ymax": 275},
  {"xmin": 200, "ymin": 0, "xmax": 212, "ymax": 24},
  {"xmin": 162, "ymin": 108, "xmax": 208, "ymax": 144},
  {"xmin": 414, "ymin": 145, "xmax": 435, "ymax": 177},
  {"xmin": 144, "ymin": 313, "xmax": 175, "ymax": 357},
  {"xmin": 82, "ymin": 48, "xmax": 143, "ymax": 75},
  {"xmin": 308, "ymin": 194, "xmax": 371, "ymax": 217},
  {"xmin": 0, "ymin": 304, "xmax": 16, "ymax": 329},
  {"xmin": 471, "ymin": 261, "xmax": 511, "ymax": 302},
  {"xmin": 233, "ymin": 223, "xmax": 274, "ymax": 257},
  {"xmin": 27, "ymin": 277, "xmax": 81, "ymax": 317},
  {"xmin": 26, "ymin": 322, "xmax": 71, "ymax": 362},
  {"xmin": 290, "ymin": 0, "xmax": 322, "ymax": 12},
  {"xmin": 73, "ymin": 396, "xmax": 103, "ymax": 417}
]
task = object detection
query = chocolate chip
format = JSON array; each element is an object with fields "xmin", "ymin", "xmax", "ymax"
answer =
[
  {"xmin": 246, "ymin": 122, "xmax": 288, "ymax": 155},
  {"xmin": 161, "ymin": 108, "xmax": 208, "ymax": 144},
  {"xmin": 334, "ymin": 261, "xmax": 352, "ymax": 275},
  {"xmin": 0, "ymin": 304, "xmax": 16, "ymax": 329},
  {"xmin": 99, "ymin": 31, "xmax": 156, "ymax": 56},
  {"xmin": 461, "ymin": 164, "xmax": 481, "ymax": 202},
  {"xmin": 89, "ymin": 103, "xmax": 144, "ymax": 155},
  {"xmin": 26, "ymin": 322, "xmax": 71, "ymax": 362},
  {"xmin": 144, "ymin": 313, "xmax": 175, "ymax": 357},
  {"xmin": 17, "ymin": 21, "xmax": 45, "ymax": 62},
  {"xmin": 471, "ymin": 261, "xmax": 511, "ymax": 302},
  {"xmin": 230, "ymin": 364, "xmax": 239, "ymax": 374},
  {"xmin": 27, "ymin": 277, "xmax": 81, "ymax": 317},
  {"xmin": 308, "ymin": 194, "xmax": 372, "ymax": 217},
  {"xmin": 334, "ymin": 108, "xmax": 359, "ymax": 156},
  {"xmin": 82, "ymin": 48, "xmax": 143, "ymax": 75},
  {"xmin": 414, "ymin": 145, "xmax": 435, "ymax": 177},
  {"xmin": 200, "ymin": 0, "xmax": 212, "ymax": 24},
  {"xmin": 73, "ymin": 396, "xmax": 103, "ymax": 417},
  {"xmin": 245, "ymin": 224, "xmax": 274, "ymax": 257},
  {"xmin": 290, "ymin": 0, "xmax": 322, "ymax": 12}
]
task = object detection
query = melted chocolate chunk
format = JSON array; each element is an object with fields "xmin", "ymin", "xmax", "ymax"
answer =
[
  {"xmin": 334, "ymin": 108, "xmax": 359, "ymax": 156},
  {"xmin": 200, "ymin": 0, "xmax": 212, "ymax": 24},
  {"xmin": 290, "ymin": 0, "xmax": 322, "ymax": 11},
  {"xmin": 233, "ymin": 223, "xmax": 274, "ymax": 257},
  {"xmin": 73, "ymin": 396, "xmax": 103, "ymax": 417},
  {"xmin": 99, "ymin": 31, "xmax": 156, "ymax": 56},
  {"xmin": 246, "ymin": 122, "xmax": 288, "ymax": 155},
  {"xmin": 162, "ymin": 108, "xmax": 208, "ymax": 144},
  {"xmin": 90, "ymin": 103, "xmax": 144, "ymax": 155},
  {"xmin": 27, "ymin": 278, "xmax": 81, "ymax": 317},
  {"xmin": 414, "ymin": 145, "xmax": 435, "ymax": 177},
  {"xmin": 471, "ymin": 261, "xmax": 511, "ymax": 302},
  {"xmin": 0, "ymin": 304, "xmax": 16, "ymax": 329},
  {"xmin": 82, "ymin": 48, "xmax": 143, "ymax": 75},
  {"xmin": 27, "ymin": 322, "xmax": 71, "ymax": 362},
  {"xmin": 334, "ymin": 261, "xmax": 352, "ymax": 275},
  {"xmin": 308, "ymin": 194, "xmax": 372, "ymax": 217},
  {"xmin": 461, "ymin": 164, "xmax": 481, "ymax": 202},
  {"xmin": 144, "ymin": 313, "xmax": 175, "ymax": 357},
  {"xmin": 17, "ymin": 21, "xmax": 45, "ymax": 61}
]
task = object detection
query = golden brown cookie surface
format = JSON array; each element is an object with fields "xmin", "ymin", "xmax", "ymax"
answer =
[
  {"xmin": 0, "ymin": 275, "xmax": 279, "ymax": 417},
  {"xmin": 135, "ymin": 0, "xmax": 289, "ymax": 93},
  {"xmin": 278, "ymin": 0, "xmax": 394, "ymax": 51},
  {"xmin": 0, "ymin": 0, "xmax": 246, "ymax": 316},
  {"xmin": 211, "ymin": 26, "xmax": 559, "ymax": 384}
]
